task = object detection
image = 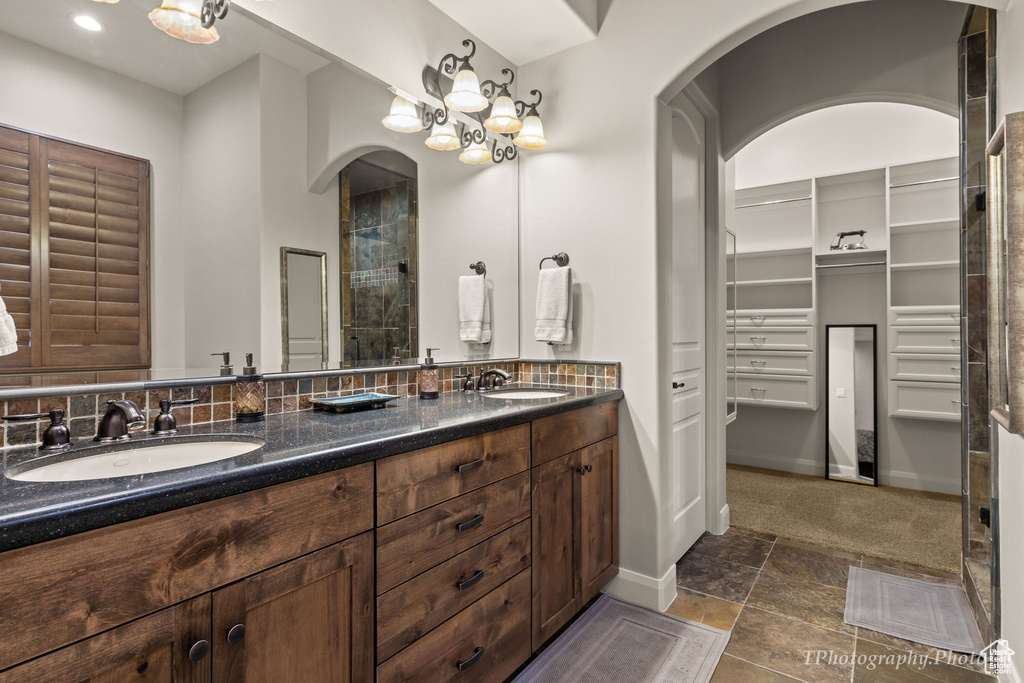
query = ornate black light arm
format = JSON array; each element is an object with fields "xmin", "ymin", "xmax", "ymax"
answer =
[
  {"xmin": 200, "ymin": 0, "xmax": 230, "ymax": 29},
  {"xmin": 515, "ymin": 89, "xmax": 543, "ymax": 119},
  {"xmin": 459, "ymin": 123, "xmax": 487, "ymax": 149},
  {"xmin": 491, "ymin": 139, "xmax": 518, "ymax": 164},
  {"xmin": 480, "ymin": 69, "xmax": 515, "ymax": 101},
  {"xmin": 424, "ymin": 39, "xmax": 478, "ymax": 129}
]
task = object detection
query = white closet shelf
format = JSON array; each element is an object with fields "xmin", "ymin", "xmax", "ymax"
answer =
[
  {"xmin": 737, "ymin": 247, "xmax": 812, "ymax": 258},
  {"xmin": 890, "ymin": 260, "xmax": 959, "ymax": 272},
  {"xmin": 889, "ymin": 218, "xmax": 959, "ymax": 233},
  {"xmin": 732, "ymin": 277, "xmax": 813, "ymax": 287}
]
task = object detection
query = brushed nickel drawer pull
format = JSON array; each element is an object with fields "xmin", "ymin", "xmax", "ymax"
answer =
[
  {"xmin": 456, "ymin": 569, "xmax": 485, "ymax": 591},
  {"xmin": 750, "ymin": 360, "xmax": 767, "ymax": 366},
  {"xmin": 750, "ymin": 316, "xmax": 766, "ymax": 323},
  {"xmin": 457, "ymin": 647, "xmax": 485, "ymax": 671},
  {"xmin": 456, "ymin": 514, "xmax": 484, "ymax": 532},
  {"xmin": 457, "ymin": 459, "xmax": 484, "ymax": 473},
  {"xmin": 951, "ymin": 366, "xmax": 961, "ymax": 372},
  {"xmin": 950, "ymin": 338, "xmax": 961, "ymax": 343},
  {"xmin": 750, "ymin": 336, "xmax": 767, "ymax": 342},
  {"xmin": 751, "ymin": 387, "xmax": 768, "ymax": 393},
  {"xmin": 952, "ymin": 399, "xmax": 962, "ymax": 405}
]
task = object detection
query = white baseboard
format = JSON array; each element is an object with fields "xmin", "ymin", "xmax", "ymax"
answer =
[
  {"xmin": 726, "ymin": 449, "xmax": 960, "ymax": 495},
  {"xmin": 715, "ymin": 503, "xmax": 730, "ymax": 534},
  {"xmin": 603, "ymin": 564, "xmax": 677, "ymax": 612}
]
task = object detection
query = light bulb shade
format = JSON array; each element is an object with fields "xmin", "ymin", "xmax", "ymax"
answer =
[
  {"xmin": 149, "ymin": 1, "xmax": 219, "ymax": 44},
  {"xmin": 484, "ymin": 95, "xmax": 523, "ymax": 134},
  {"xmin": 444, "ymin": 68, "xmax": 488, "ymax": 113},
  {"xmin": 382, "ymin": 95, "xmax": 423, "ymax": 133},
  {"xmin": 459, "ymin": 140, "xmax": 492, "ymax": 164},
  {"xmin": 425, "ymin": 120, "xmax": 460, "ymax": 151},
  {"xmin": 513, "ymin": 114, "xmax": 547, "ymax": 149}
]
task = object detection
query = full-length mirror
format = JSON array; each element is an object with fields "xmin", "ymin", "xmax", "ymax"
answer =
[
  {"xmin": 0, "ymin": 0, "xmax": 520, "ymax": 388},
  {"xmin": 826, "ymin": 325, "xmax": 878, "ymax": 485}
]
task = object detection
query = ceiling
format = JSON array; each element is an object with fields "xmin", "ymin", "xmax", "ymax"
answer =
[
  {"xmin": 427, "ymin": 0, "xmax": 599, "ymax": 65},
  {"xmin": 0, "ymin": 0, "xmax": 329, "ymax": 96}
]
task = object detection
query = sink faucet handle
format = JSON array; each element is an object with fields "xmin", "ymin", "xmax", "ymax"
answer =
[
  {"xmin": 152, "ymin": 399, "xmax": 199, "ymax": 436},
  {"xmin": 2, "ymin": 409, "xmax": 72, "ymax": 452}
]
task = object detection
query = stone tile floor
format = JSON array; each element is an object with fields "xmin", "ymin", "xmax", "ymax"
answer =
[{"xmin": 671, "ymin": 529, "xmax": 994, "ymax": 682}]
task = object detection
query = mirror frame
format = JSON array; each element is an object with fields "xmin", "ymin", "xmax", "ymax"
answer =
[
  {"xmin": 824, "ymin": 324, "xmax": 879, "ymax": 486},
  {"xmin": 280, "ymin": 247, "xmax": 329, "ymax": 373},
  {"xmin": 986, "ymin": 114, "xmax": 1024, "ymax": 434}
]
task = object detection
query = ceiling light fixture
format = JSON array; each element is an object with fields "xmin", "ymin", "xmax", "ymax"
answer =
[
  {"xmin": 513, "ymin": 90, "xmax": 547, "ymax": 150},
  {"xmin": 74, "ymin": 15, "xmax": 104, "ymax": 31},
  {"xmin": 382, "ymin": 95, "xmax": 424, "ymax": 133},
  {"xmin": 425, "ymin": 120, "xmax": 460, "ymax": 151},
  {"xmin": 441, "ymin": 40, "xmax": 488, "ymax": 113},
  {"xmin": 149, "ymin": 0, "xmax": 228, "ymax": 44},
  {"xmin": 459, "ymin": 140, "xmax": 492, "ymax": 165},
  {"xmin": 482, "ymin": 70, "xmax": 523, "ymax": 135}
]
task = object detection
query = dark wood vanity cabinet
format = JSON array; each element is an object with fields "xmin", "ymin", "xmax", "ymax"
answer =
[{"xmin": 0, "ymin": 400, "xmax": 619, "ymax": 683}]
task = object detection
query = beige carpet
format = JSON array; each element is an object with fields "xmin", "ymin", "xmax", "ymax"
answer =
[{"xmin": 727, "ymin": 465, "xmax": 961, "ymax": 573}]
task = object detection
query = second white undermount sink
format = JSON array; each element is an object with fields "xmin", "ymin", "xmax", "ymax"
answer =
[
  {"xmin": 7, "ymin": 437, "xmax": 265, "ymax": 483},
  {"xmin": 482, "ymin": 388, "xmax": 571, "ymax": 400}
]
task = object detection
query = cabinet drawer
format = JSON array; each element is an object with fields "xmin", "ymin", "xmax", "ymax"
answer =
[
  {"xmin": 733, "ymin": 373, "xmax": 817, "ymax": 410},
  {"xmin": 377, "ymin": 570, "xmax": 532, "ymax": 683},
  {"xmin": 377, "ymin": 424, "xmax": 531, "ymax": 525},
  {"xmin": 0, "ymin": 464, "xmax": 374, "ymax": 672},
  {"xmin": 731, "ymin": 351, "xmax": 814, "ymax": 376},
  {"xmin": 890, "ymin": 381, "xmax": 963, "ymax": 422},
  {"xmin": 532, "ymin": 401, "xmax": 618, "ymax": 466},
  {"xmin": 729, "ymin": 327, "xmax": 814, "ymax": 351},
  {"xmin": 890, "ymin": 354, "xmax": 961, "ymax": 382},
  {"xmin": 728, "ymin": 308, "xmax": 814, "ymax": 327},
  {"xmin": 376, "ymin": 472, "xmax": 531, "ymax": 593},
  {"xmin": 377, "ymin": 521, "xmax": 530, "ymax": 663},
  {"xmin": 889, "ymin": 305, "xmax": 961, "ymax": 326},
  {"xmin": 890, "ymin": 326, "xmax": 961, "ymax": 354}
]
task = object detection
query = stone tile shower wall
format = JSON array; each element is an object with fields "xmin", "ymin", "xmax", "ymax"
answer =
[
  {"xmin": 340, "ymin": 167, "xmax": 418, "ymax": 366},
  {"xmin": 958, "ymin": 5, "xmax": 997, "ymax": 643},
  {"xmin": 1, "ymin": 361, "xmax": 619, "ymax": 449}
]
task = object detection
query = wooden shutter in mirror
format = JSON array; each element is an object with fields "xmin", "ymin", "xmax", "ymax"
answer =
[{"xmin": 0, "ymin": 123, "xmax": 150, "ymax": 373}]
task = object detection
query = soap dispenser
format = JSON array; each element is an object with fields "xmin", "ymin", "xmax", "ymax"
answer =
[
  {"xmin": 234, "ymin": 353, "xmax": 266, "ymax": 423},
  {"xmin": 419, "ymin": 348, "xmax": 439, "ymax": 400},
  {"xmin": 212, "ymin": 351, "xmax": 233, "ymax": 376}
]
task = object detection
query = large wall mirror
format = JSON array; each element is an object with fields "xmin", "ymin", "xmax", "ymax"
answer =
[
  {"xmin": 825, "ymin": 325, "xmax": 878, "ymax": 485},
  {"xmin": 0, "ymin": 0, "xmax": 520, "ymax": 388}
]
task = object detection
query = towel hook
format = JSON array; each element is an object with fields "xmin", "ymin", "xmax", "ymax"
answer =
[
  {"xmin": 469, "ymin": 261, "xmax": 486, "ymax": 276},
  {"xmin": 539, "ymin": 252, "xmax": 570, "ymax": 269}
]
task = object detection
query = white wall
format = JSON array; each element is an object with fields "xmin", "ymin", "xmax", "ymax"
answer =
[
  {"xmin": 0, "ymin": 31, "xmax": 186, "ymax": 372},
  {"xmin": 998, "ymin": 423, "xmax": 1023, "ymax": 679},
  {"xmin": 734, "ymin": 103, "xmax": 960, "ymax": 188}
]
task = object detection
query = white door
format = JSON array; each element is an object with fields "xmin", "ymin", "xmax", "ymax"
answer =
[
  {"xmin": 286, "ymin": 251, "xmax": 325, "ymax": 371},
  {"xmin": 669, "ymin": 97, "xmax": 707, "ymax": 562}
]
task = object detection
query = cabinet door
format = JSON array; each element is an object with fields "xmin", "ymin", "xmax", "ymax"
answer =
[
  {"xmin": 580, "ymin": 437, "xmax": 619, "ymax": 603},
  {"xmin": 211, "ymin": 531, "xmax": 374, "ymax": 683},
  {"xmin": 0, "ymin": 597, "xmax": 211, "ymax": 683},
  {"xmin": 531, "ymin": 450, "xmax": 581, "ymax": 650}
]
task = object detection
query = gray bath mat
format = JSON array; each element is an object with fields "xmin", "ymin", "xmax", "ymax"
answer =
[
  {"xmin": 514, "ymin": 594, "xmax": 729, "ymax": 683},
  {"xmin": 845, "ymin": 566, "xmax": 985, "ymax": 654}
]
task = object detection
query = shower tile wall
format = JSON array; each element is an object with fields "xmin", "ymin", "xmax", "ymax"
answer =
[
  {"xmin": 340, "ymin": 171, "xmax": 418, "ymax": 366},
  {"xmin": 957, "ymin": 5, "xmax": 996, "ymax": 641}
]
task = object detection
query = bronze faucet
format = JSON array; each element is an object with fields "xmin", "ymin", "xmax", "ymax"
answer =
[
  {"xmin": 477, "ymin": 368, "xmax": 511, "ymax": 391},
  {"xmin": 95, "ymin": 400, "xmax": 146, "ymax": 443}
]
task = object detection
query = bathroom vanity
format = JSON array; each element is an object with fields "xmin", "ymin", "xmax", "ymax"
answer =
[{"xmin": 0, "ymin": 390, "xmax": 620, "ymax": 682}]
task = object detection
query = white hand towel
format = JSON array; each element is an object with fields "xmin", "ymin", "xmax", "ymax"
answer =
[
  {"xmin": 480, "ymin": 279, "xmax": 493, "ymax": 344},
  {"xmin": 535, "ymin": 266, "xmax": 573, "ymax": 344},
  {"xmin": 459, "ymin": 274, "xmax": 487, "ymax": 343},
  {"xmin": 0, "ymin": 284, "xmax": 17, "ymax": 357}
]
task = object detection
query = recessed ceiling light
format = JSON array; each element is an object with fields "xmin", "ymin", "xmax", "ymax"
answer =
[{"xmin": 74, "ymin": 15, "xmax": 104, "ymax": 31}]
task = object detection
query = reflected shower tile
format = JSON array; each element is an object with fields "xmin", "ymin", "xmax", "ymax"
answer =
[
  {"xmin": 353, "ymin": 227, "xmax": 383, "ymax": 271},
  {"xmin": 965, "ymin": 33, "xmax": 988, "ymax": 99},
  {"xmin": 353, "ymin": 190, "xmax": 381, "ymax": 230},
  {"xmin": 381, "ymin": 185, "xmax": 400, "ymax": 224}
]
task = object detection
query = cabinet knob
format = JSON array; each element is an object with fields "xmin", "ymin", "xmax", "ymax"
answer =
[
  {"xmin": 456, "ymin": 646, "xmax": 485, "ymax": 671},
  {"xmin": 578, "ymin": 464, "xmax": 593, "ymax": 476},
  {"xmin": 227, "ymin": 624, "xmax": 246, "ymax": 645},
  {"xmin": 188, "ymin": 640, "xmax": 210, "ymax": 662}
]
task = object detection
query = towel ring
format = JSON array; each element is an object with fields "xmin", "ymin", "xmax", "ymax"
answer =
[
  {"xmin": 539, "ymin": 252, "xmax": 570, "ymax": 269},
  {"xmin": 469, "ymin": 261, "xmax": 486, "ymax": 276}
]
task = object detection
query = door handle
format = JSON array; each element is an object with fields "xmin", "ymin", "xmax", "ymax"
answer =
[{"xmin": 456, "ymin": 514, "xmax": 484, "ymax": 532}]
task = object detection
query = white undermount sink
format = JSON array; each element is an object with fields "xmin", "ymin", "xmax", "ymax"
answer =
[
  {"xmin": 482, "ymin": 388, "xmax": 571, "ymax": 400},
  {"xmin": 7, "ymin": 437, "xmax": 265, "ymax": 483}
]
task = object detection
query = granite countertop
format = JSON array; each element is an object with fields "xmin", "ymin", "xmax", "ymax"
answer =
[{"xmin": 0, "ymin": 386, "xmax": 622, "ymax": 553}]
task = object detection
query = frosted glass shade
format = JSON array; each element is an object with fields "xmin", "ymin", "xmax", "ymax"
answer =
[
  {"xmin": 459, "ymin": 140, "xmax": 492, "ymax": 164},
  {"xmin": 484, "ymin": 94, "xmax": 523, "ymax": 134},
  {"xmin": 513, "ymin": 114, "xmax": 547, "ymax": 149},
  {"xmin": 425, "ymin": 120, "xmax": 460, "ymax": 151},
  {"xmin": 444, "ymin": 69, "xmax": 488, "ymax": 113},
  {"xmin": 149, "ymin": 1, "xmax": 219, "ymax": 44},
  {"xmin": 382, "ymin": 95, "xmax": 423, "ymax": 133}
]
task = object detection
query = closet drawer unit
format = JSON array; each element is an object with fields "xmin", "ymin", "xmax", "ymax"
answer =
[
  {"xmin": 889, "ymin": 306, "xmax": 961, "ymax": 326},
  {"xmin": 733, "ymin": 373, "xmax": 817, "ymax": 410},
  {"xmin": 890, "ymin": 354, "xmax": 961, "ymax": 382},
  {"xmin": 729, "ymin": 327, "xmax": 814, "ymax": 352},
  {"xmin": 731, "ymin": 351, "xmax": 814, "ymax": 376},
  {"xmin": 889, "ymin": 381, "xmax": 963, "ymax": 422},
  {"xmin": 376, "ymin": 471, "xmax": 531, "ymax": 593},
  {"xmin": 377, "ymin": 571, "xmax": 532, "ymax": 683},
  {"xmin": 728, "ymin": 309, "xmax": 814, "ymax": 328},
  {"xmin": 377, "ymin": 520, "xmax": 531, "ymax": 663},
  {"xmin": 376, "ymin": 424, "xmax": 531, "ymax": 525},
  {"xmin": 889, "ymin": 326, "xmax": 961, "ymax": 354}
]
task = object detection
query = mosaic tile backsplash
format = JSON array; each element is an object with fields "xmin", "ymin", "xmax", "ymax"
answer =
[{"xmin": 1, "ymin": 360, "xmax": 619, "ymax": 449}]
